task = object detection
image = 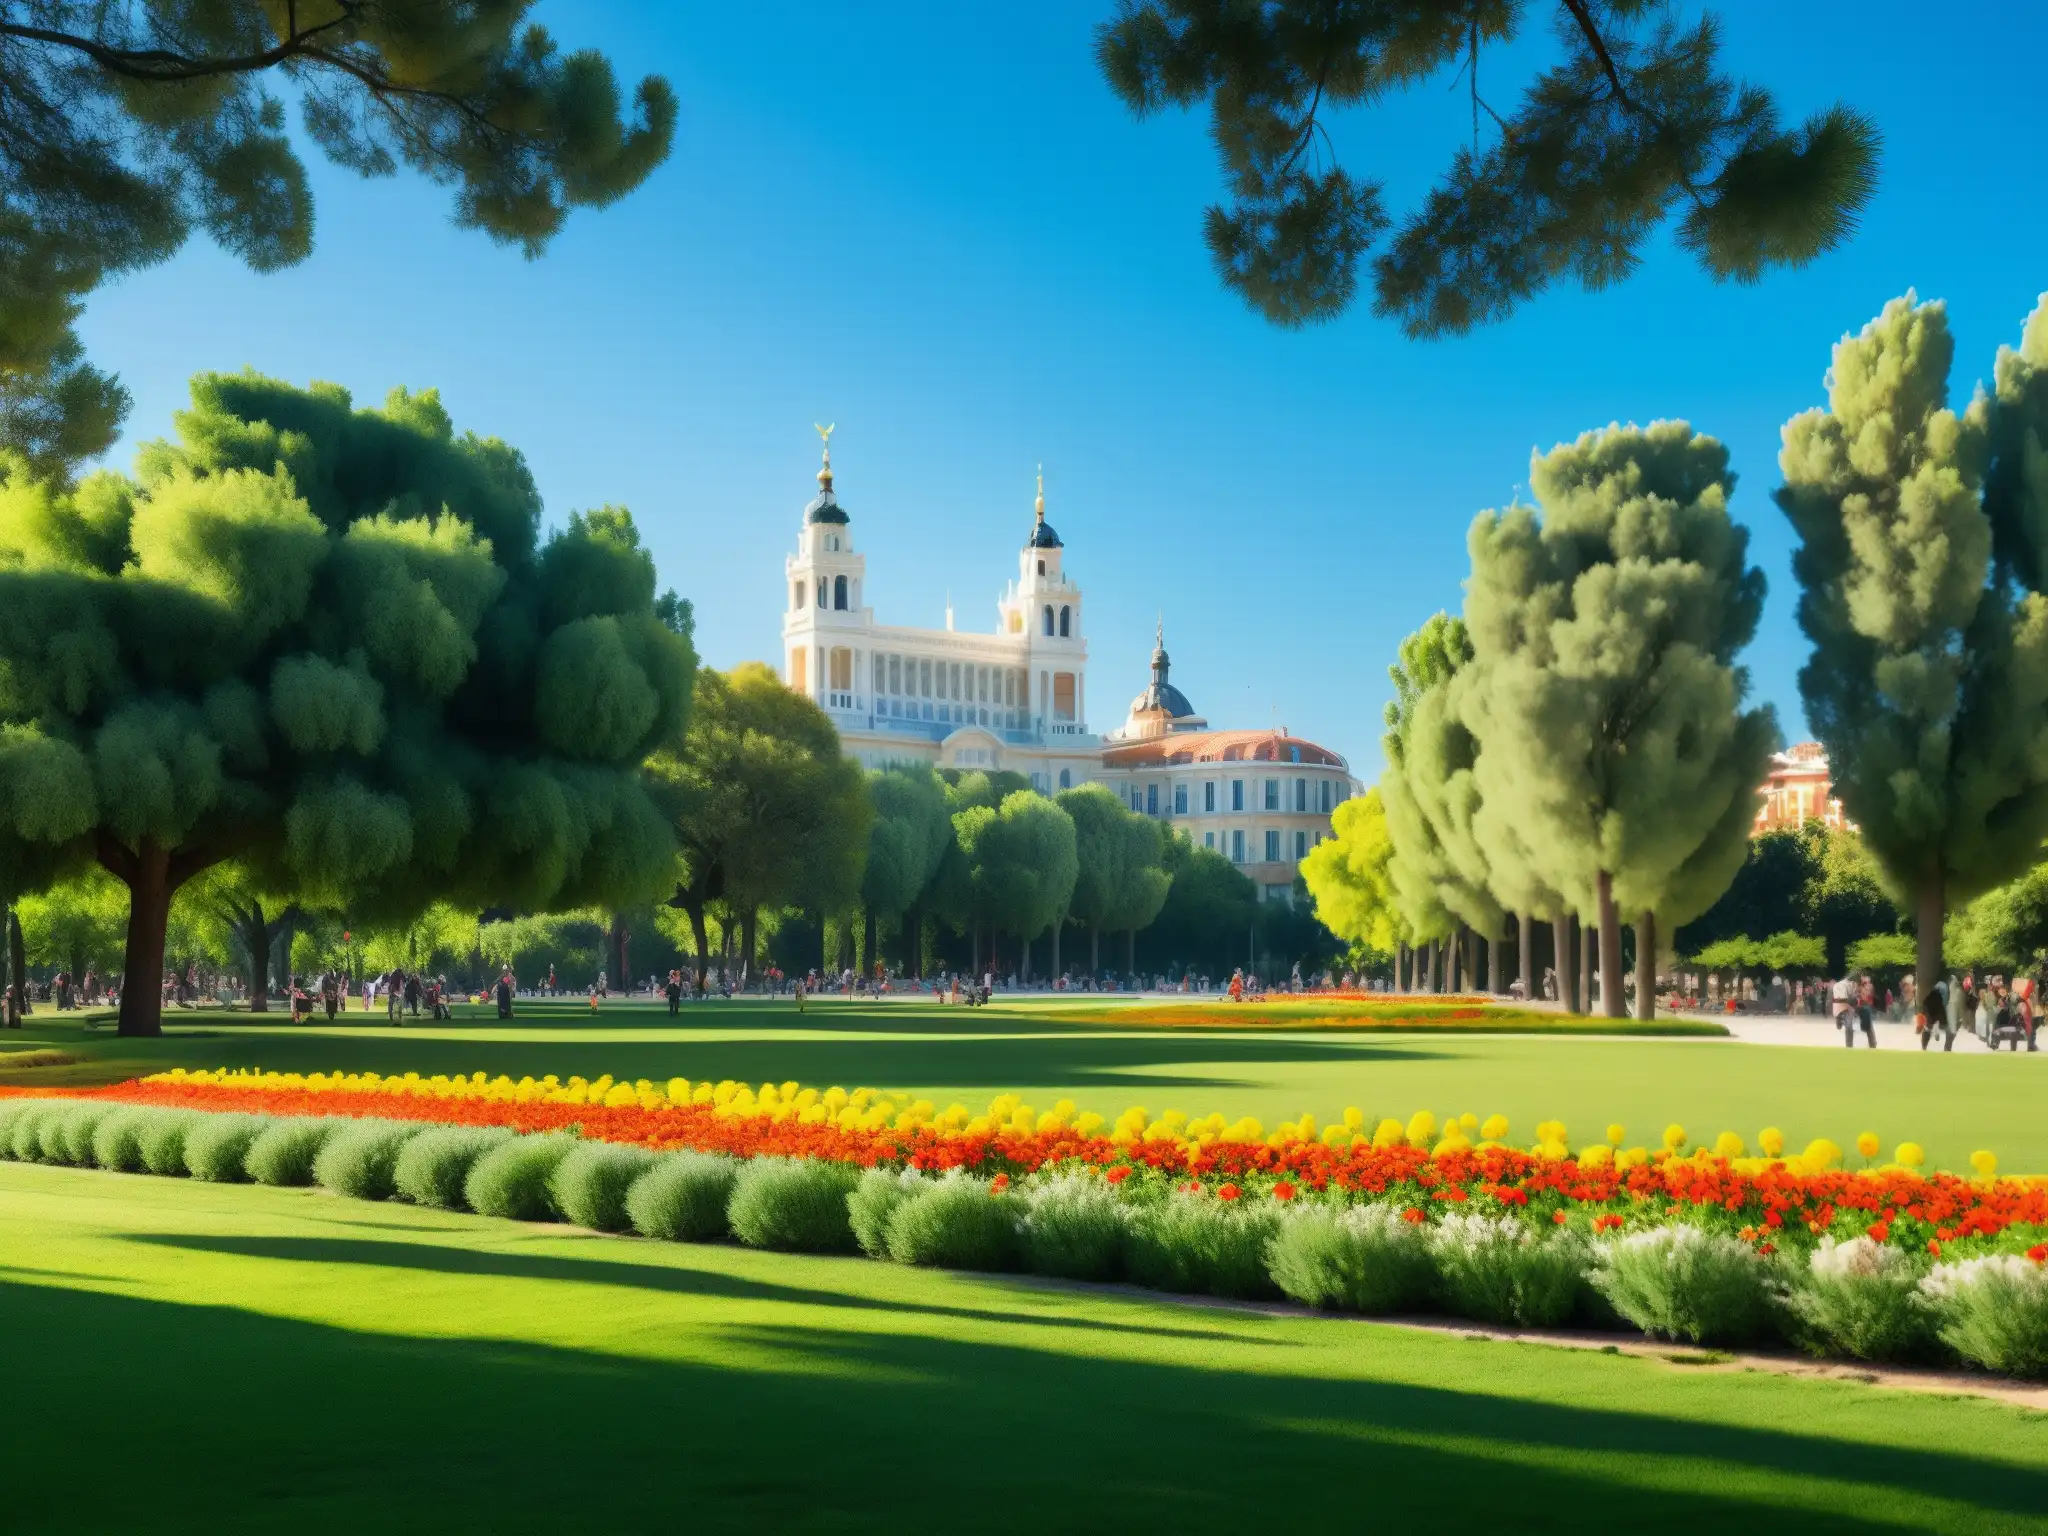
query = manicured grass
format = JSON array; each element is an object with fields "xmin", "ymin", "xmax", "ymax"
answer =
[
  {"xmin": 3, "ymin": 1162, "xmax": 2047, "ymax": 1533},
  {"xmin": 1, "ymin": 997, "xmax": 2042, "ymax": 1172}
]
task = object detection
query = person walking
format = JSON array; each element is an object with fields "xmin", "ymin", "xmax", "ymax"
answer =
[
  {"xmin": 665, "ymin": 969, "xmax": 682, "ymax": 1016},
  {"xmin": 495, "ymin": 969, "xmax": 515, "ymax": 1020},
  {"xmin": 1853, "ymin": 973, "xmax": 1878, "ymax": 1048}
]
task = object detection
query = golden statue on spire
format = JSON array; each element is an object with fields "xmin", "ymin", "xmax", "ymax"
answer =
[
  {"xmin": 1034, "ymin": 463, "xmax": 1045, "ymax": 521},
  {"xmin": 814, "ymin": 423, "xmax": 835, "ymax": 489}
]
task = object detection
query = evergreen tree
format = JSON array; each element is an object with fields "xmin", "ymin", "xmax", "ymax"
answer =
[
  {"xmin": 0, "ymin": 371, "xmax": 694, "ymax": 1035},
  {"xmin": 1463, "ymin": 421, "xmax": 1776, "ymax": 1016},
  {"xmin": 1379, "ymin": 614, "xmax": 1480, "ymax": 973},
  {"xmin": 1098, "ymin": 1, "xmax": 1878, "ymax": 332},
  {"xmin": 0, "ymin": 1, "xmax": 674, "ymax": 478},
  {"xmin": 1778, "ymin": 293, "xmax": 2048, "ymax": 1013}
]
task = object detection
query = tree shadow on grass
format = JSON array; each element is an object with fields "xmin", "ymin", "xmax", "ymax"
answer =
[
  {"xmin": 119, "ymin": 1231, "xmax": 1251, "ymax": 1345},
  {"xmin": 1, "ymin": 1275, "xmax": 2039, "ymax": 1533}
]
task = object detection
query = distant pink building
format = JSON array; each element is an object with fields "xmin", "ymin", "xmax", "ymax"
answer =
[{"xmin": 1754, "ymin": 741, "xmax": 1851, "ymax": 833}]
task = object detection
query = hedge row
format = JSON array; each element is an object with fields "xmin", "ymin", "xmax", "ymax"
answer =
[{"xmin": 5, "ymin": 1097, "xmax": 2044, "ymax": 1379}]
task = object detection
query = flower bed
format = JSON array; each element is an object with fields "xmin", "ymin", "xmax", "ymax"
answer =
[{"xmin": 3, "ymin": 1074, "xmax": 2047, "ymax": 1377}]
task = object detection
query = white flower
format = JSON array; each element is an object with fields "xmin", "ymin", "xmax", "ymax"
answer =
[
  {"xmin": 1920, "ymin": 1253, "xmax": 2048, "ymax": 1305},
  {"xmin": 1809, "ymin": 1234, "xmax": 1913, "ymax": 1281}
]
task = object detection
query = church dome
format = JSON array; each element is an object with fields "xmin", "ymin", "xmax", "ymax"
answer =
[
  {"xmin": 1026, "ymin": 468, "xmax": 1062, "ymax": 548},
  {"xmin": 806, "ymin": 430, "xmax": 849, "ymax": 523},
  {"xmin": 1110, "ymin": 622, "xmax": 1206, "ymax": 741}
]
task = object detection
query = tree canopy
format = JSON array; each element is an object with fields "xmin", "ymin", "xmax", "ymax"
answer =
[
  {"xmin": 0, "ymin": 0, "xmax": 675, "ymax": 479},
  {"xmin": 1097, "ymin": 1, "xmax": 1879, "ymax": 332},
  {"xmin": 1778, "ymin": 292, "xmax": 2048, "ymax": 1009},
  {"xmin": 0, "ymin": 370, "xmax": 695, "ymax": 1033},
  {"xmin": 1300, "ymin": 786, "xmax": 1403, "ymax": 958},
  {"xmin": 1058, "ymin": 782, "xmax": 1170, "ymax": 971},
  {"xmin": 954, "ymin": 789, "xmax": 1079, "ymax": 973}
]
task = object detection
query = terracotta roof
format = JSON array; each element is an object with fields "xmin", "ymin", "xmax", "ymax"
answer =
[{"xmin": 1100, "ymin": 728, "xmax": 1347, "ymax": 770}]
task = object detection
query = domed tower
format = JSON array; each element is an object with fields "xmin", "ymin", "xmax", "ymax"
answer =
[
  {"xmin": 783, "ymin": 425, "xmax": 868, "ymax": 707},
  {"xmin": 996, "ymin": 468, "xmax": 1088, "ymax": 735},
  {"xmin": 1112, "ymin": 619, "xmax": 1207, "ymax": 740}
]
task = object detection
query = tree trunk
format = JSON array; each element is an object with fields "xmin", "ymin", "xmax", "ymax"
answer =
[
  {"xmin": 971, "ymin": 923, "xmax": 981, "ymax": 977},
  {"xmin": 1577, "ymin": 913, "xmax": 1594, "ymax": 1017},
  {"xmin": 1916, "ymin": 877, "xmax": 1943, "ymax": 1030},
  {"xmin": 740, "ymin": 906, "xmax": 758, "ymax": 989},
  {"xmin": 610, "ymin": 912, "xmax": 632, "ymax": 989},
  {"xmin": 1478, "ymin": 930, "xmax": 1491, "ymax": 994},
  {"xmin": 1553, "ymin": 916, "xmax": 1575, "ymax": 1012},
  {"xmin": 113, "ymin": 841, "xmax": 175, "ymax": 1038},
  {"xmin": 1090, "ymin": 923, "xmax": 1100, "ymax": 978},
  {"xmin": 4, "ymin": 907, "xmax": 22, "ymax": 1025},
  {"xmin": 1518, "ymin": 912, "xmax": 1533, "ymax": 1000},
  {"xmin": 1596, "ymin": 871, "xmax": 1624, "ymax": 1017},
  {"xmin": 241, "ymin": 902, "xmax": 273, "ymax": 1012},
  {"xmin": 686, "ymin": 902, "xmax": 710, "ymax": 993},
  {"xmin": 1126, "ymin": 927, "xmax": 1136, "ymax": 985},
  {"xmin": 862, "ymin": 906, "xmax": 877, "ymax": 981},
  {"xmin": 1051, "ymin": 916, "xmax": 1062, "ymax": 979},
  {"xmin": 1421, "ymin": 940, "xmax": 1433, "ymax": 993},
  {"xmin": 1634, "ymin": 910, "xmax": 1657, "ymax": 1021}
]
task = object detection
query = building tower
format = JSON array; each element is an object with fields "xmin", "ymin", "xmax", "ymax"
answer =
[
  {"xmin": 997, "ymin": 469, "xmax": 1087, "ymax": 735},
  {"xmin": 783, "ymin": 425, "xmax": 868, "ymax": 710}
]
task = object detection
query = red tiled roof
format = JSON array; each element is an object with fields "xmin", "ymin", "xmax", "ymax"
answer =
[{"xmin": 1100, "ymin": 728, "xmax": 1347, "ymax": 770}]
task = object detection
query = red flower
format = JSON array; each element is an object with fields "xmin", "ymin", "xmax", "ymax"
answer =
[
  {"xmin": 1552, "ymin": 1209, "xmax": 1568, "ymax": 1225},
  {"xmin": 2028, "ymin": 1243, "xmax": 2048, "ymax": 1264},
  {"xmin": 1217, "ymin": 1183, "xmax": 1241, "ymax": 1201},
  {"xmin": 1402, "ymin": 1207, "xmax": 1426, "ymax": 1224},
  {"xmin": 1105, "ymin": 1165, "xmax": 1131, "ymax": 1185},
  {"xmin": 1271, "ymin": 1181, "xmax": 1297, "ymax": 1202},
  {"xmin": 990, "ymin": 1173, "xmax": 1010, "ymax": 1193},
  {"xmin": 1927, "ymin": 1240, "xmax": 1942, "ymax": 1257},
  {"xmin": 1866, "ymin": 1220, "xmax": 1890, "ymax": 1243},
  {"xmin": 1758, "ymin": 1242, "xmax": 1775, "ymax": 1255}
]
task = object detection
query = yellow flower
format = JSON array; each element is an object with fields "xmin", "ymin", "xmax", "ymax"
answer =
[
  {"xmin": 1606, "ymin": 1123, "xmax": 1625, "ymax": 1147},
  {"xmin": 1856, "ymin": 1131, "xmax": 1880, "ymax": 1159},
  {"xmin": 1342, "ymin": 1106, "xmax": 1365, "ymax": 1130},
  {"xmin": 1894, "ymin": 1141, "xmax": 1925, "ymax": 1168},
  {"xmin": 1802, "ymin": 1138, "xmax": 1841, "ymax": 1171},
  {"xmin": 1577, "ymin": 1144, "xmax": 1613, "ymax": 1169},
  {"xmin": 1480, "ymin": 1114, "xmax": 1509, "ymax": 1142},
  {"xmin": 1373, "ymin": 1117, "xmax": 1406, "ymax": 1148},
  {"xmin": 1662, "ymin": 1123, "xmax": 1687, "ymax": 1151},
  {"xmin": 1459, "ymin": 1112, "xmax": 1479, "ymax": 1132},
  {"xmin": 1406, "ymin": 1110, "xmax": 1437, "ymax": 1148},
  {"xmin": 1970, "ymin": 1149, "xmax": 1998, "ymax": 1178},
  {"xmin": 1758, "ymin": 1127, "xmax": 1784, "ymax": 1158},
  {"xmin": 1713, "ymin": 1131, "xmax": 1744, "ymax": 1158}
]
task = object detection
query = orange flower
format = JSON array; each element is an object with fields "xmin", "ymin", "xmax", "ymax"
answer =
[
  {"xmin": 990, "ymin": 1173, "xmax": 1010, "ymax": 1193},
  {"xmin": 1271, "ymin": 1181, "xmax": 1297, "ymax": 1202}
]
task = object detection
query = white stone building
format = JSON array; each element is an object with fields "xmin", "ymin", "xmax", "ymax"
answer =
[{"xmin": 779, "ymin": 436, "xmax": 1360, "ymax": 896}]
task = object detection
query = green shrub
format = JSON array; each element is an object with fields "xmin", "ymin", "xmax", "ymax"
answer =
[
  {"xmin": 550, "ymin": 1141, "xmax": 659, "ymax": 1232},
  {"xmin": 1430, "ymin": 1212, "xmax": 1585, "ymax": 1328},
  {"xmin": 1268, "ymin": 1202, "xmax": 1435, "ymax": 1313},
  {"xmin": 625, "ymin": 1152, "xmax": 741, "ymax": 1242},
  {"xmin": 1590, "ymin": 1225, "xmax": 1775, "ymax": 1345},
  {"xmin": 727, "ymin": 1158, "xmax": 862, "ymax": 1253},
  {"xmin": 90, "ymin": 1107, "xmax": 153, "ymax": 1173},
  {"xmin": 393, "ymin": 1127, "xmax": 515, "ymax": 1210},
  {"xmin": 0, "ymin": 1098, "xmax": 42, "ymax": 1158},
  {"xmin": 6, "ymin": 1100, "xmax": 57, "ymax": 1161},
  {"xmin": 848, "ymin": 1167, "xmax": 924, "ymax": 1258},
  {"xmin": 1783, "ymin": 1236, "xmax": 1936, "ymax": 1362},
  {"xmin": 313, "ymin": 1118, "xmax": 427, "ymax": 1201},
  {"xmin": 137, "ymin": 1109, "xmax": 202, "ymax": 1176},
  {"xmin": 1921, "ymin": 1255, "xmax": 2048, "ymax": 1378},
  {"xmin": 183, "ymin": 1114, "xmax": 270, "ymax": 1182},
  {"xmin": 244, "ymin": 1118, "xmax": 340, "ymax": 1186},
  {"xmin": 885, "ymin": 1176, "xmax": 1023, "ymax": 1270},
  {"xmin": 1126, "ymin": 1194, "xmax": 1280, "ymax": 1300},
  {"xmin": 1020, "ymin": 1172, "xmax": 1127, "ymax": 1282},
  {"xmin": 47, "ymin": 1102, "xmax": 118, "ymax": 1166},
  {"xmin": 465, "ymin": 1133, "xmax": 579, "ymax": 1221}
]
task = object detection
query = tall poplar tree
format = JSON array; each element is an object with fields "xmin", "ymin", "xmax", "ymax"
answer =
[
  {"xmin": 860, "ymin": 764, "xmax": 952, "ymax": 977},
  {"xmin": 1058, "ymin": 782, "xmax": 1169, "ymax": 978},
  {"xmin": 1464, "ymin": 421, "xmax": 1776, "ymax": 1016},
  {"xmin": 0, "ymin": 371, "xmax": 695, "ymax": 1035},
  {"xmin": 1778, "ymin": 292, "xmax": 2048, "ymax": 1011}
]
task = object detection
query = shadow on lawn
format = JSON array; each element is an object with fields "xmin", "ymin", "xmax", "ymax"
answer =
[
  {"xmin": 121, "ymin": 1230, "xmax": 1248, "ymax": 1345},
  {"xmin": 0, "ymin": 1273, "xmax": 2038, "ymax": 1532}
]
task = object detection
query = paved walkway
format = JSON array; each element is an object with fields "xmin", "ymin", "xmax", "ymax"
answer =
[{"xmin": 1712, "ymin": 1010, "xmax": 2043, "ymax": 1053}]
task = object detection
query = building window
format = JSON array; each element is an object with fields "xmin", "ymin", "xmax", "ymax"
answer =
[
  {"xmin": 889, "ymin": 655, "xmax": 902, "ymax": 695},
  {"xmin": 1319, "ymin": 779, "xmax": 1331, "ymax": 812},
  {"xmin": 1264, "ymin": 830, "xmax": 1280, "ymax": 862},
  {"xmin": 1037, "ymin": 559, "xmax": 1045, "ymax": 576},
  {"xmin": 1289, "ymin": 745, "xmax": 1301, "ymax": 764},
  {"xmin": 1294, "ymin": 778, "xmax": 1307, "ymax": 812},
  {"xmin": 919, "ymin": 658, "xmax": 931, "ymax": 697},
  {"xmin": 1059, "ymin": 605, "xmax": 1071, "ymax": 637},
  {"xmin": 950, "ymin": 662, "xmax": 962, "ymax": 699},
  {"xmin": 817, "ymin": 578, "xmax": 828, "ymax": 608},
  {"xmin": 1295, "ymin": 831, "xmax": 1308, "ymax": 859},
  {"xmin": 1231, "ymin": 829, "xmax": 1245, "ymax": 863},
  {"xmin": 1204, "ymin": 781, "xmax": 1216, "ymax": 813},
  {"xmin": 1042, "ymin": 605, "xmax": 1054, "ymax": 636},
  {"xmin": 834, "ymin": 574, "xmax": 848, "ymax": 610},
  {"xmin": 872, "ymin": 654, "xmax": 884, "ymax": 692},
  {"xmin": 1146, "ymin": 783, "xmax": 1159, "ymax": 815},
  {"xmin": 1058, "ymin": 768, "xmax": 1071, "ymax": 789},
  {"xmin": 1231, "ymin": 779, "xmax": 1244, "ymax": 812},
  {"xmin": 1264, "ymin": 779, "xmax": 1279, "ymax": 810},
  {"xmin": 1053, "ymin": 672, "xmax": 1076, "ymax": 722},
  {"xmin": 1174, "ymin": 784, "xmax": 1187, "ymax": 815},
  {"xmin": 794, "ymin": 582, "xmax": 805, "ymax": 610},
  {"xmin": 1205, "ymin": 831, "xmax": 1215, "ymax": 850},
  {"xmin": 829, "ymin": 648, "xmax": 852, "ymax": 690},
  {"xmin": 791, "ymin": 649, "xmax": 807, "ymax": 691}
]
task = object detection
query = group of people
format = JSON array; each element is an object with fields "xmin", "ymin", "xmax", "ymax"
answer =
[{"xmin": 1921, "ymin": 970, "xmax": 2041, "ymax": 1052}]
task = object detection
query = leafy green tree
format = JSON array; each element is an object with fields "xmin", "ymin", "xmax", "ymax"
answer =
[
  {"xmin": 1777, "ymin": 293, "xmax": 2048, "ymax": 1012},
  {"xmin": 1097, "ymin": 1, "xmax": 1878, "ymax": 333},
  {"xmin": 358, "ymin": 902, "xmax": 479, "ymax": 978},
  {"xmin": 0, "ymin": 1, "xmax": 674, "ymax": 478},
  {"xmin": 1057, "ymin": 782, "xmax": 1169, "ymax": 978},
  {"xmin": 1137, "ymin": 835, "xmax": 1259, "ymax": 978},
  {"xmin": 477, "ymin": 909, "xmax": 604, "ymax": 986},
  {"xmin": 1464, "ymin": 421, "xmax": 1777, "ymax": 1016},
  {"xmin": 0, "ymin": 371, "xmax": 694, "ymax": 1035},
  {"xmin": 1846, "ymin": 932, "xmax": 1915, "ymax": 978},
  {"xmin": 1379, "ymin": 614, "xmax": 1479, "ymax": 982},
  {"xmin": 954, "ymin": 790, "xmax": 1078, "ymax": 980},
  {"xmin": 1677, "ymin": 819, "xmax": 1897, "ymax": 974},
  {"xmin": 651, "ymin": 662, "xmax": 869, "ymax": 987},
  {"xmin": 1301, "ymin": 786, "xmax": 1404, "ymax": 962},
  {"xmin": 13, "ymin": 866, "xmax": 127, "ymax": 983},
  {"xmin": 179, "ymin": 863, "xmax": 305, "ymax": 1009},
  {"xmin": 860, "ymin": 764, "xmax": 952, "ymax": 977},
  {"xmin": 918, "ymin": 769, "xmax": 1031, "ymax": 974},
  {"xmin": 1946, "ymin": 854, "xmax": 2048, "ymax": 972}
]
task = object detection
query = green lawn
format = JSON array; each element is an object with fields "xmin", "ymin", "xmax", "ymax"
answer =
[
  {"xmin": 3, "ymin": 997, "xmax": 2045, "ymax": 1172},
  {"xmin": 3, "ymin": 1162, "xmax": 2046, "ymax": 1532}
]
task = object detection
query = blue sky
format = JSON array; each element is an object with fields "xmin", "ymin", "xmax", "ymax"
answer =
[{"xmin": 78, "ymin": 1, "xmax": 2048, "ymax": 775}]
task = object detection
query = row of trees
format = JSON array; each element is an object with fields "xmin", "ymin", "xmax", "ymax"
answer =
[{"xmin": 1304, "ymin": 290, "xmax": 2048, "ymax": 1016}]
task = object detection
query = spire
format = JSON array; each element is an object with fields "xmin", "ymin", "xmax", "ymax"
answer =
[
  {"xmin": 1151, "ymin": 615, "xmax": 1169, "ymax": 686},
  {"xmin": 814, "ymin": 422, "xmax": 836, "ymax": 492},
  {"xmin": 1034, "ymin": 464, "xmax": 1045, "ymax": 525}
]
